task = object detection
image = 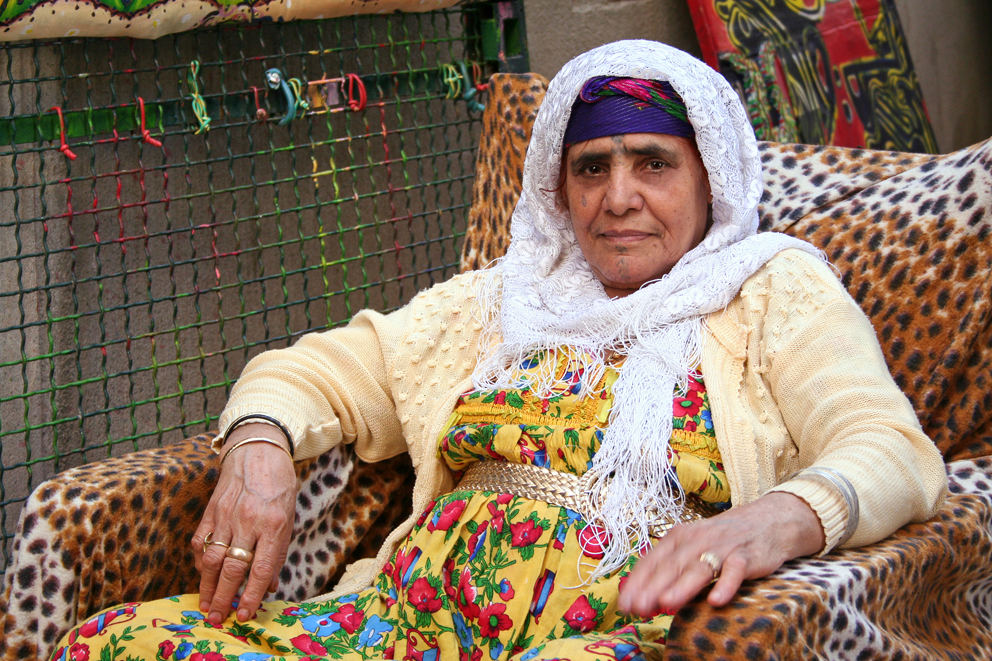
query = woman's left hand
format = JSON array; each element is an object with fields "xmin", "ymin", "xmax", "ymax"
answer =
[{"xmin": 617, "ymin": 492, "xmax": 825, "ymax": 616}]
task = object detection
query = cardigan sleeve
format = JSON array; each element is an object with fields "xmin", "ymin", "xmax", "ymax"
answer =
[
  {"xmin": 215, "ymin": 299, "xmax": 415, "ymax": 463},
  {"xmin": 755, "ymin": 250, "xmax": 947, "ymax": 551}
]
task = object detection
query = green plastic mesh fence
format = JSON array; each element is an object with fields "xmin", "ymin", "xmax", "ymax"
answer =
[{"xmin": 0, "ymin": 2, "xmax": 526, "ymax": 577}]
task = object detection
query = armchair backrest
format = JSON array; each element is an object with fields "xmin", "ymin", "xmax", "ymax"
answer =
[{"xmin": 461, "ymin": 73, "xmax": 992, "ymax": 462}]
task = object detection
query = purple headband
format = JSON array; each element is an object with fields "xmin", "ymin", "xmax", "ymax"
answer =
[{"xmin": 562, "ymin": 77, "xmax": 694, "ymax": 148}]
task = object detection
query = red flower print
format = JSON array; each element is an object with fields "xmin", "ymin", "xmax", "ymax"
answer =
[
  {"xmin": 429, "ymin": 500, "xmax": 466, "ymax": 532},
  {"xmin": 291, "ymin": 634, "xmax": 328, "ymax": 656},
  {"xmin": 564, "ymin": 595, "xmax": 599, "ymax": 633},
  {"xmin": 478, "ymin": 603, "xmax": 512, "ymax": 638},
  {"xmin": 493, "ymin": 392, "xmax": 507, "ymax": 406},
  {"xmin": 510, "ymin": 518, "xmax": 544, "ymax": 547},
  {"xmin": 459, "ymin": 649, "xmax": 483, "ymax": 661},
  {"xmin": 158, "ymin": 640, "xmax": 175, "ymax": 659},
  {"xmin": 687, "ymin": 374, "xmax": 705, "ymax": 392},
  {"xmin": 456, "ymin": 567, "xmax": 480, "ymax": 619},
  {"xmin": 416, "ymin": 499, "xmax": 437, "ymax": 527},
  {"xmin": 330, "ymin": 603, "xmax": 365, "ymax": 633},
  {"xmin": 674, "ymin": 390, "xmax": 703, "ymax": 418},
  {"xmin": 408, "ymin": 577, "xmax": 443, "ymax": 613},
  {"xmin": 498, "ymin": 578, "xmax": 515, "ymax": 601},
  {"xmin": 486, "ymin": 502, "xmax": 506, "ymax": 533},
  {"xmin": 684, "ymin": 420, "xmax": 697, "ymax": 432},
  {"xmin": 384, "ymin": 644, "xmax": 395, "ymax": 660},
  {"xmin": 577, "ymin": 525, "xmax": 610, "ymax": 559},
  {"xmin": 69, "ymin": 643, "xmax": 89, "ymax": 661},
  {"xmin": 392, "ymin": 546, "xmax": 422, "ymax": 587},
  {"xmin": 497, "ymin": 493, "xmax": 512, "ymax": 505},
  {"xmin": 190, "ymin": 653, "xmax": 225, "ymax": 661},
  {"xmin": 442, "ymin": 558, "xmax": 458, "ymax": 599}
]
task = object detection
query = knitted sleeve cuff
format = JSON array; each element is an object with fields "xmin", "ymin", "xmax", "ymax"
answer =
[{"xmin": 766, "ymin": 467, "xmax": 860, "ymax": 554}]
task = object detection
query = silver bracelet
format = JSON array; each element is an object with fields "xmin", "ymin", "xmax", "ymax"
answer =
[{"xmin": 788, "ymin": 466, "xmax": 860, "ymax": 548}]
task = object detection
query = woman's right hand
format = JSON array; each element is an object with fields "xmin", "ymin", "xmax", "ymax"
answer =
[{"xmin": 190, "ymin": 424, "xmax": 298, "ymax": 625}]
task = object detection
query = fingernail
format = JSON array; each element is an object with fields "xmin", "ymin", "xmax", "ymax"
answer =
[
  {"xmin": 209, "ymin": 611, "xmax": 222, "ymax": 625},
  {"xmin": 238, "ymin": 609, "xmax": 249, "ymax": 622},
  {"xmin": 199, "ymin": 601, "xmax": 209, "ymax": 613}
]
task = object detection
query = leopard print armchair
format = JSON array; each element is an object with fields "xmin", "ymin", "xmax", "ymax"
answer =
[
  {"xmin": 3, "ymin": 74, "xmax": 992, "ymax": 661},
  {"xmin": 461, "ymin": 74, "xmax": 992, "ymax": 659}
]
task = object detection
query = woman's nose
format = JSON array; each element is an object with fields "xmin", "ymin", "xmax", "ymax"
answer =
[{"xmin": 603, "ymin": 170, "xmax": 644, "ymax": 215}]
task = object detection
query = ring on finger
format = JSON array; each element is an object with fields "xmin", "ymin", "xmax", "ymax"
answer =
[
  {"xmin": 226, "ymin": 545, "xmax": 254, "ymax": 564},
  {"xmin": 204, "ymin": 531, "xmax": 230, "ymax": 550},
  {"xmin": 699, "ymin": 551, "xmax": 721, "ymax": 581}
]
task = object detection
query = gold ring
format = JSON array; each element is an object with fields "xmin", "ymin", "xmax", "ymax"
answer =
[
  {"xmin": 226, "ymin": 546, "xmax": 254, "ymax": 564},
  {"xmin": 203, "ymin": 532, "xmax": 230, "ymax": 549},
  {"xmin": 699, "ymin": 551, "xmax": 721, "ymax": 580}
]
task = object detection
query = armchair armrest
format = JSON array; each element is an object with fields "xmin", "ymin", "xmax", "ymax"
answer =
[
  {"xmin": 0, "ymin": 433, "xmax": 414, "ymax": 661},
  {"xmin": 664, "ymin": 458, "xmax": 992, "ymax": 660}
]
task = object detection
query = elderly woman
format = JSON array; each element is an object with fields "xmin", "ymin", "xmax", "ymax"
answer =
[{"xmin": 52, "ymin": 40, "xmax": 946, "ymax": 661}]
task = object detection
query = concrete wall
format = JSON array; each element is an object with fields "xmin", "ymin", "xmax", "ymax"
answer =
[{"xmin": 524, "ymin": 0, "xmax": 992, "ymax": 153}]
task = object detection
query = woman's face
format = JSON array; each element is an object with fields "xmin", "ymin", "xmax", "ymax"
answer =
[{"xmin": 564, "ymin": 132, "xmax": 711, "ymax": 298}]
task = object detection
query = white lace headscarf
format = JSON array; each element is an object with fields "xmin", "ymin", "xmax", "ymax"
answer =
[{"xmin": 471, "ymin": 40, "xmax": 823, "ymax": 579}]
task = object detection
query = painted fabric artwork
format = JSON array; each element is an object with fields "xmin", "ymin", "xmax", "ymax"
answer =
[
  {"xmin": 687, "ymin": 0, "xmax": 938, "ymax": 152},
  {"xmin": 0, "ymin": 0, "xmax": 462, "ymax": 42}
]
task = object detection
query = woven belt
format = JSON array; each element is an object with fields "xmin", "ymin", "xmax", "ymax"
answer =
[{"xmin": 456, "ymin": 460, "xmax": 720, "ymax": 538}]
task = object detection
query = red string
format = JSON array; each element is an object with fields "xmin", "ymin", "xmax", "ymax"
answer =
[
  {"xmin": 252, "ymin": 86, "xmax": 268, "ymax": 121},
  {"xmin": 473, "ymin": 63, "xmax": 488, "ymax": 92},
  {"xmin": 346, "ymin": 73, "xmax": 367, "ymax": 112},
  {"xmin": 49, "ymin": 106, "xmax": 76, "ymax": 161},
  {"xmin": 136, "ymin": 97, "xmax": 163, "ymax": 147}
]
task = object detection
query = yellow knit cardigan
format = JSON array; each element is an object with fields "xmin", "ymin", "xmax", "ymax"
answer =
[{"xmin": 216, "ymin": 249, "xmax": 947, "ymax": 599}]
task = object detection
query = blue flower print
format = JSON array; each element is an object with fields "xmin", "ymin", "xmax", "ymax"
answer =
[
  {"xmin": 237, "ymin": 654, "xmax": 273, "ymax": 661},
  {"xmin": 356, "ymin": 614, "xmax": 392, "ymax": 648},
  {"xmin": 283, "ymin": 606, "xmax": 307, "ymax": 617},
  {"xmin": 163, "ymin": 623, "xmax": 196, "ymax": 633},
  {"xmin": 520, "ymin": 646, "xmax": 544, "ymax": 661},
  {"xmin": 180, "ymin": 610, "xmax": 205, "ymax": 620},
  {"xmin": 452, "ymin": 612, "xmax": 473, "ymax": 648},
  {"xmin": 301, "ymin": 613, "xmax": 341, "ymax": 637},
  {"xmin": 338, "ymin": 593, "xmax": 359, "ymax": 603},
  {"xmin": 700, "ymin": 409, "xmax": 713, "ymax": 431},
  {"xmin": 174, "ymin": 641, "xmax": 195, "ymax": 660},
  {"xmin": 490, "ymin": 640, "xmax": 505, "ymax": 659}
]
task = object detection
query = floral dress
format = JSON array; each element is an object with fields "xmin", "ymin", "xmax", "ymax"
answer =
[{"xmin": 51, "ymin": 349, "xmax": 731, "ymax": 661}]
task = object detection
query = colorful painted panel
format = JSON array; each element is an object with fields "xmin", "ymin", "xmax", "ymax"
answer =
[
  {"xmin": 0, "ymin": 0, "xmax": 462, "ymax": 41},
  {"xmin": 688, "ymin": 0, "xmax": 938, "ymax": 153}
]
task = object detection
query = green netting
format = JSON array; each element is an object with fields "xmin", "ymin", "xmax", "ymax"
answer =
[{"xmin": 0, "ymin": 3, "xmax": 525, "ymax": 577}]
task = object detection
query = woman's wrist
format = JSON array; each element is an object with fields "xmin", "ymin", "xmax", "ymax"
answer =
[{"xmin": 220, "ymin": 423, "xmax": 293, "ymax": 464}]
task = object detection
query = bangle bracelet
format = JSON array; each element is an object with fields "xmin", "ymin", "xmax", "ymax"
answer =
[
  {"xmin": 225, "ymin": 413, "xmax": 295, "ymax": 457},
  {"xmin": 221, "ymin": 436, "xmax": 294, "ymax": 466},
  {"xmin": 787, "ymin": 466, "xmax": 860, "ymax": 548}
]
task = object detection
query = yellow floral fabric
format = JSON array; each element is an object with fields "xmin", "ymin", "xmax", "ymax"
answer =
[{"xmin": 52, "ymin": 349, "xmax": 729, "ymax": 661}]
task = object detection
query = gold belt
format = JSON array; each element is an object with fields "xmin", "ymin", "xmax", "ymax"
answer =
[{"xmin": 456, "ymin": 460, "xmax": 720, "ymax": 538}]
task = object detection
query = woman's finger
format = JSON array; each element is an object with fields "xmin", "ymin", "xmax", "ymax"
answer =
[
  {"xmin": 198, "ymin": 525, "xmax": 235, "ymax": 613},
  {"xmin": 207, "ymin": 552, "xmax": 253, "ymax": 625},
  {"xmin": 236, "ymin": 536, "xmax": 287, "ymax": 621},
  {"xmin": 707, "ymin": 552, "xmax": 747, "ymax": 607}
]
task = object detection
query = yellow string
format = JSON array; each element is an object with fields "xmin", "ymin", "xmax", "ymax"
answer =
[
  {"xmin": 439, "ymin": 63, "xmax": 462, "ymax": 100},
  {"xmin": 188, "ymin": 61, "xmax": 210, "ymax": 134},
  {"xmin": 288, "ymin": 78, "xmax": 310, "ymax": 113}
]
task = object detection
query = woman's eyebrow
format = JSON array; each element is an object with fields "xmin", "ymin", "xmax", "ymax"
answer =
[
  {"xmin": 624, "ymin": 144, "xmax": 682, "ymax": 162},
  {"xmin": 569, "ymin": 149, "xmax": 611, "ymax": 172}
]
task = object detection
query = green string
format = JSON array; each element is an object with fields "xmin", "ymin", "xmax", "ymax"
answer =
[
  {"xmin": 439, "ymin": 63, "xmax": 462, "ymax": 99},
  {"xmin": 187, "ymin": 60, "xmax": 211, "ymax": 134}
]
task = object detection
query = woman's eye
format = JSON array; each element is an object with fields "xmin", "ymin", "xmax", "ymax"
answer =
[
  {"xmin": 581, "ymin": 164, "xmax": 604, "ymax": 175},
  {"xmin": 647, "ymin": 160, "xmax": 667, "ymax": 171}
]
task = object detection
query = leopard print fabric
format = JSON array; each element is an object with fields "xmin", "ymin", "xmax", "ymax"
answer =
[
  {"xmin": 459, "ymin": 73, "xmax": 548, "ymax": 273},
  {"xmin": 757, "ymin": 140, "xmax": 992, "ymax": 461},
  {"xmin": 663, "ymin": 457, "xmax": 992, "ymax": 660},
  {"xmin": 0, "ymin": 435, "xmax": 414, "ymax": 661},
  {"xmin": 458, "ymin": 74, "xmax": 992, "ymax": 462}
]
